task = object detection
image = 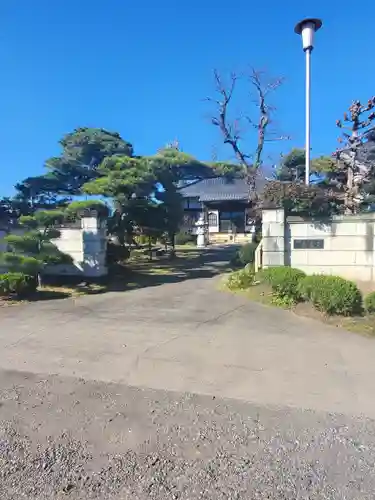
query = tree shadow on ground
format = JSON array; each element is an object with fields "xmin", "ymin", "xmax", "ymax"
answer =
[
  {"xmin": 106, "ymin": 246, "xmax": 239, "ymax": 293},
  {"xmin": 28, "ymin": 290, "xmax": 72, "ymax": 301},
  {"xmin": 0, "ymin": 289, "xmax": 71, "ymax": 306}
]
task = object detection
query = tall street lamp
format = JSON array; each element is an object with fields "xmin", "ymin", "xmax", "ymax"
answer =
[{"xmin": 294, "ymin": 18, "xmax": 322, "ymax": 185}]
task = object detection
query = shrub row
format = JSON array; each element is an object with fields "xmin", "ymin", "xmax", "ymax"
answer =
[
  {"xmin": 260, "ymin": 267, "xmax": 364, "ymax": 316},
  {"xmin": 298, "ymin": 274, "xmax": 362, "ymax": 316},
  {"xmin": 261, "ymin": 266, "xmax": 305, "ymax": 303},
  {"xmin": 0, "ymin": 272, "xmax": 37, "ymax": 299}
]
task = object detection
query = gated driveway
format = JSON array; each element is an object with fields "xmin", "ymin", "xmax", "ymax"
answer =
[{"xmin": 1, "ymin": 246, "xmax": 375, "ymax": 418}]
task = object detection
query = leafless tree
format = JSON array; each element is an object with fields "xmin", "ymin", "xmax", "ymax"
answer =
[{"xmin": 206, "ymin": 68, "xmax": 288, "ymax": 199}]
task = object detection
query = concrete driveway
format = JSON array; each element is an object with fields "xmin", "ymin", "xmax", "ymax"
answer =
[{"xmin": 1, "ymin": 246, "xmax": 375, "ymax": 418}]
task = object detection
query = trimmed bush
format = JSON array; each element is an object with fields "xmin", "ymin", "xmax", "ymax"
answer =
[
  {"xmin": 238, "ymin": 242, "xmax": 257, "ymax": 265},
  {"xmin": 261, "ymin": 266, "xmax": 306, "ymax": 302},
  {"xmin": 298, "ymin": 274, "xmax": 362, "ymax": 316},
  {"xmin": 365, "ymin": 291, "xmax": 375, "ymax": 314},
  {"xmin": 226, "ymin": 266, "xmax": 255, "ymax": 290},
  {"xmin": 174, "ymin": 232, "xmax": 196, "ymax": 245},
  {"xmin": 230, "ymin": 242, "xmax": 258, "ymax": 267},
  {"xmin": 0, "ymin": 272, "xmax": 37, "ymax": 298}
]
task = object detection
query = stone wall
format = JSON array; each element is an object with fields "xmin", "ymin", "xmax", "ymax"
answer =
[
  {"xmin": 262, "ymin": 208, "xmax": 375, "ymax": 282},
  {"xmin": 0, "ymin": 216, "xmax": 107, "ymax": 278}
]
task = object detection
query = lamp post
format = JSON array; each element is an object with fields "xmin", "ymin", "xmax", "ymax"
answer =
[{"xmin": 294, "ymin": 18, "xmax": 322, "ymax": 185}]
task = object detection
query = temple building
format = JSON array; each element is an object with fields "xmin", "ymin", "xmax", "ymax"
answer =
[{"xmin": 178, "ymin": 176, "xmax": 262, "ymax": 243}]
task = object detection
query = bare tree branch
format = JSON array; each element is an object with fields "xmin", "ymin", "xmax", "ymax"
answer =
[
  {"xmin": 248, "ymin": 69, "xmax": 284, "ymax": 173},
  {"xmin": 206, "ymin": 67, "xmax": 288, "ymax": 198},
  {"xmin": 207, "ymin": 70, "xmax": 252, "ymax": 172}
]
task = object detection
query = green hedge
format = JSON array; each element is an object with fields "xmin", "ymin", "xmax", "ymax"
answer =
[
  {"xmin": 0, "ymin": 272, "xmax": 37, "ymax": 298},
  {"xmin": 261, "ymin": 266, "xmax": 306, "ymax": 302},
  {"xmin": 364, "ymin": 291, "xmax": 375, "ymax": 314},
  {"xmin": 298, "ymin": 274, "xmax": 362, "ymax": 316}
]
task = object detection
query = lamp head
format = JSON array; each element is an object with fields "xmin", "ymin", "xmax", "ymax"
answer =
[{"xmin": 294, "ymin": 18, "xmax": 322, "ymax": 51}]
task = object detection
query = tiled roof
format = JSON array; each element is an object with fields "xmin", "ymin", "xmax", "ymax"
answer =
[{"xmin": 178, "ymin": 176, "xmax": 265, "ymax": 202}]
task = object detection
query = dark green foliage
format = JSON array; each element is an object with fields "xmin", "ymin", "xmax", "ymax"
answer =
[
  {"xmin": 154, "ymin": 183, "xmax": 184, "ymax": 249},
  {"xmin": 59, "ymin": 127, "xmax": 133, "ymax": 165},
  {"xmin": 237, "ymin": 242, "xmax": 257, "ymax": 265},
  {"xmin": 153, "ymin": 149, "xmax": 214, "ymax": 182},
  {"xmin": 261, "ymin": 266, "xmax": 306, "ymax": 302},
  {"xmin": 65, "ymin": 200, "xmax": 110, "ymax": 219},
  {"xmin": 230, "ymin": 242, "xmax": 257, "ymax": 267},
  {"xmin": 153, "ymin": 149, "xmax": 243, "ymax": 182},
  {"xmin": 83, "ymin": 152, "xmax": 186, "ymax": 252},
  {"xmin": 276, "ymin": 148, "xmax": 306, "ymax": 182},
  {"xmin": 275, "ymin": 148, "xmax": 337, "ymax": 183},
  {"xmin": 0, "ymin": 197, "xmax": 33, "ymax": 225},
  {"xmin": 45, "ymin": 128, "xmax": 134, "ymax": 195},
  {"xmin": 14, "ymin": 174, "xmax": 69, "ymax": 208},
  {"xmin": 83, "ymin": 156, "xmax": 156, "ymax": 200},
  {"xmin": 364, "ymin": 292, "xmax": 375, "ymax": 314},
  {"xmin": 209, "ymin": 162, "xmax": 244, "ymax": 178},
  {"xmin": 83, "ymin": 156, "xmax": 159, "ymax": 248},
  {"xmin": 0, "ymin": 272, "xmax": 37, "ymax": 298},
  {"xmin": 14, "ymin": 128, "xmax": 134, "ymax": 202},
  {"xmin": 106, "ymin": 241, "xmax": 130, "ymax": 266},
  {"xmin": 298, "ymin": 274, "xmax": 362, "ymax": 316},
  {"xmin": 1, "ymin": 210, "xmax": 72, "ymax": 283},
  {"xmin": 174, "ymin": 232, "xmax": 195, "ymax": 245}
]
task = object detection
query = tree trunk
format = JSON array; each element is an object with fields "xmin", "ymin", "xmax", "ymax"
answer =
[
  {"xmin": 171, "ymin": 232, "xmax": 175, "ymax": 251},
  {"xmin": 148, "ymin": 236, "xmax": 152, "ymax": 261}
]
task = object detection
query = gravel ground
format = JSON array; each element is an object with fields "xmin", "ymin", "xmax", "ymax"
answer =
[{"xmin": 1, "ymin": 369, "xmax": 375, "ymax": 499}]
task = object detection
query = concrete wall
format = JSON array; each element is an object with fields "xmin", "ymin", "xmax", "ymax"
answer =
[
  {"xmin": 262, "ymin": 208, "xmax": 375, "ymax": 282},
  {"xmin": 0, "ymin": 216, "xmax": 107, "ymax": 278}
]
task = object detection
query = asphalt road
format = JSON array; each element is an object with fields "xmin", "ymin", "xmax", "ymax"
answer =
[{"xmin": 1, "ymin": 247, "xmax": 375, "ymax": 498}]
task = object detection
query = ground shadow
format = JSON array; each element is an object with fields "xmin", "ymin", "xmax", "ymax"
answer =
[
  {"xmin": 0, "ymin": 289, "xmax": 71, "ymax": 305},
  {"xmin": 7, "ymin": 246, "xmax": 239, "ymax": 304},
  {"xmin": 29, "ymin": 290, "xmax": 72, "ymax": 301},
  {"xmin": 106, "ymin": 246, "xmax": 239, "ymax": 293}
]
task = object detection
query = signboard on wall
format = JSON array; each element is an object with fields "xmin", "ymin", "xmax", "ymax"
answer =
[{"xmin": 293, "ymin": 239, "xmax": 324, "ymax": 249}]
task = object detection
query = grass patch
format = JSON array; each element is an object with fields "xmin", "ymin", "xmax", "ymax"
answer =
[{"xmin": 44, "ymin": 283, "xmax": 107, "ymax": 297}]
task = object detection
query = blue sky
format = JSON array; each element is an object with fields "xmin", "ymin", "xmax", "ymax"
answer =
[{"xmin": 1, "ymin": 0, "xmax": 372, "ymax": 195}]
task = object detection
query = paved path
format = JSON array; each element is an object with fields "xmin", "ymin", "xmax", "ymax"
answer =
[
  {"xmin": 3, "ymin": 248, "xmax": 375, "ymax": 498},
  {"xmin": 1, "ymin": 247, "xmax": 375, "ymax": 418}
]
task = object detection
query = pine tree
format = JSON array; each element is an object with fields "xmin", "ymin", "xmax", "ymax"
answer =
[{"xmin": 2, "ymin": 210, "xmax": 73, "ymax": 287}]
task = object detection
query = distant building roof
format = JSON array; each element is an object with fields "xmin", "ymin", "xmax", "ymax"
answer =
[{"xmin": 178, "ymin": 176, "xmax": 265, "ymax": 202}]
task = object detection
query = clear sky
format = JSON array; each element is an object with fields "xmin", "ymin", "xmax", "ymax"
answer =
[{"xmin": 1, "ymin": 0, "xmax": 373, "ymax": 195}]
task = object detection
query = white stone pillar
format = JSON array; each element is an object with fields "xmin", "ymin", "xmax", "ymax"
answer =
[
  {"xmin": 81, "ymin": 216, "xmax": 108, "ymax": 277},
  {"xmin": 262, "ymin": 208, "xmax": 286, "ymax": 267}
]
